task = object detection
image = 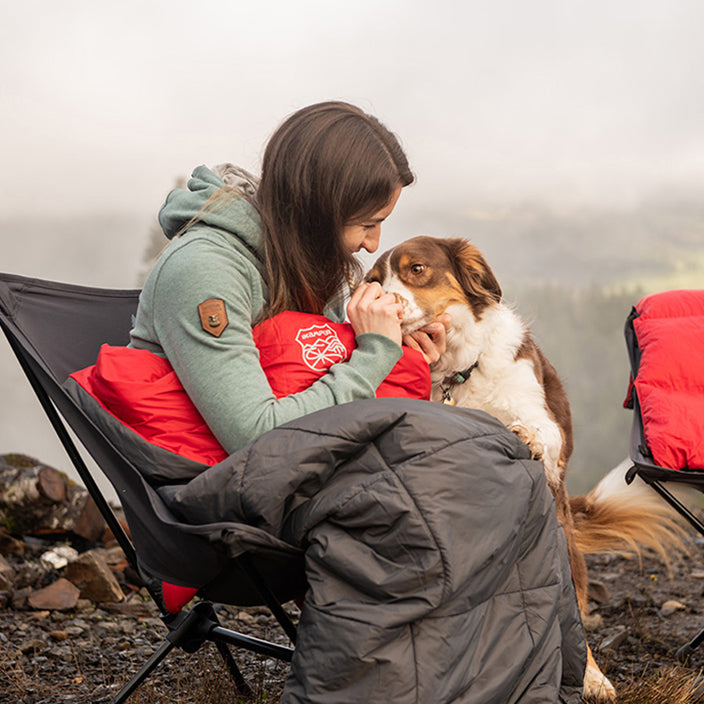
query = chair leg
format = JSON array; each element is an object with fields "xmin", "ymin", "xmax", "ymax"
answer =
[
  {"xmin": 646, "ymin": 479, "xmax": 704, "ymax": 537},
  {"xmin": 677, "ymin": 628, "xmax": 704, "ymax": 662},
  {"xmin": 111, "ymin": 601, "xmax": 263, "ymax": 703},
  {"xmin": 236, "ymin": 553, "xmax": 298, "ymax": 644},
  {"xmin": 632, "ymin": 472, "xmax": 704, "ymax": 661},
  {"xmin": 215, "ymin": 640, "xmax": 254, "ymax": 698},
  {"xmin": 111, "ymin": 640, "xmax": 175, "ymax": 704}
]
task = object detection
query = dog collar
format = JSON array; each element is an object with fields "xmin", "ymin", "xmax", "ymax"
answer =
[
  {"xmin": 441, "ymin": 361, "xmax": 478, "ymax": 405},
  {"xmin": 444, "ymin": 362, "xmax": 479, "ymax": 386}
]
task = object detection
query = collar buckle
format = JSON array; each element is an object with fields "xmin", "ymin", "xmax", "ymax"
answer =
[{"xmin": 443, "ymin": 361, "xmax": 478, "ymax": 389}]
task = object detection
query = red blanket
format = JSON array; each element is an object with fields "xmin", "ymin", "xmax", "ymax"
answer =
[
  {"xmin": 630, "ymin": 289, "xmax": 704, "ymax": 470},
  {"xmin": 70, "ymin": 311, "xmax": 430, "ymax": 466},
  {"xmin": 252, "ymin": 311, "xmax": 430, "ymax": 401}
]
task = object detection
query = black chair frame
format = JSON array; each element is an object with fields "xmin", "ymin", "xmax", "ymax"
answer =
[
  {"xmin": 0, "ymin": 273, "xmax": 297, "ymax": 703},
  {"xmin": 624, "ymin": 302, "xmax": 704, "ymax": 661}
]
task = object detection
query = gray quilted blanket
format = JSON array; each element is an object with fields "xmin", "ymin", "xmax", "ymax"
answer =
[{"xmin": 159, "ymin": 399, "xmax": 586, "ymax": 703}]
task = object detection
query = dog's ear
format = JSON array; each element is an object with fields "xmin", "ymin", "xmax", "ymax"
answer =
[{"xmin": 445, "ymin": 238, "xmax": 502, "ymax": 305}]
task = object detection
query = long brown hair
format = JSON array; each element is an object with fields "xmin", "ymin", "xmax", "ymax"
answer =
[{"xmin": 257, "ymin": 101, "xmax": 414, "ymax": 316}]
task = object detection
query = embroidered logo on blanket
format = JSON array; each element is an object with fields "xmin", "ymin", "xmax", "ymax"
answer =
[{"xmin": 295, "ymin": 323, "xmax": 349, "ymax": 370}]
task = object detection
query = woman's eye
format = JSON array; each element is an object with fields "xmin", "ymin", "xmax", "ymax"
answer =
[{"xmin": 411, "ymin": 264, "xmax": 425, "ymax": 275}]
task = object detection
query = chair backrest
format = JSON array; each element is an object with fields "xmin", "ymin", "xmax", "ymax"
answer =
[
  {"xmin": 0, "ymin": 274, "xmax": 139, "ymax": 381},
  {"xmin": 625, "ymin": 289, "xmax": 704, "ymax": 485},
  {"xmin": 0, "ymin": 273, "xmax": 232, "ymax": 587}
]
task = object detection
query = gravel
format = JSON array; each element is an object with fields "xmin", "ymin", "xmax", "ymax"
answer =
[{"xmin": 3, "ymin": 536, "xmax": 704, "ymax": 703}]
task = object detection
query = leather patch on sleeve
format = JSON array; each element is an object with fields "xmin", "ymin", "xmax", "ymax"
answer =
[{"xmin": 198, "ymin": 298, "xmax": 228, "ymax": 337}]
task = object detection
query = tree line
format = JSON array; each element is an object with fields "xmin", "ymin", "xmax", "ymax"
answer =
[{"xmin": 508, "ymin": 284, "xmax": 647, "ymax": 494}]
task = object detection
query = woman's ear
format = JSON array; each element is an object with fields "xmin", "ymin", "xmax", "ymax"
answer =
[{"xmin": 445, "ymin": 238, "xmax": 502, "ymax": 305}]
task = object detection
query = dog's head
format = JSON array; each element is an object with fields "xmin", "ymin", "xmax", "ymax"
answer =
[{"xmin": 365, "ymin": 236, "xmax": 502, "ymax": 333}]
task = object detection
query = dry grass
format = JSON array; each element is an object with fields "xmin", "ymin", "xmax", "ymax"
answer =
[
  {"xmin": 605, "ymin": 665, "xmax": 704, "ymax": 704},
  {"xmin": 2, "ymin": 629, "xmax": 703, "ymax": 703},
  {"xmin": 124, "ymin": 650, "xmax": 282, "ymax": 704},
  {"xmin": 0, "ymin": 639, "xmax": 286, "ymax": 703}
]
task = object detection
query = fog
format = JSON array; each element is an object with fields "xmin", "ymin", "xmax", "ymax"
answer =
[
  {"xmin": 1, "ymin": 0, "xmax": 703, "ymax": 493},
  {"xmin": 4, "ymin": 1, "xmax": 704, "ymax": 225}
]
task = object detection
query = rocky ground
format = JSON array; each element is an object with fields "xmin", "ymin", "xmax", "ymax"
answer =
[
  {"xmin": 0, "ymin": 523, "xmax": 296, "ymax": 704},
  {"xmin": 583, "ymin": 545, "xmax": 704, "ymax": 701},
  {"xmin": 3, "ymin": 452, "xmax": 704, "ymax": 703},
  {"xmin": 3, "ymin": 538, "xmax": 704, "ymax": 703}
]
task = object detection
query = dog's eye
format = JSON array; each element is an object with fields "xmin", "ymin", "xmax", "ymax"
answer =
[{"xmin": 410, "ymin": 264, "xmax": 425, "ymax": 275}]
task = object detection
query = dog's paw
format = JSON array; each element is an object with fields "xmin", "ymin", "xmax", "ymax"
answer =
[
  {"xmin": 584, "ymin": 661, "xmax": 616, "ymax": 702},
  {"xmin": 581, "ymin": 612, "xmax": 604, "ymax": 631},
  {"xmin": 509, "ymin": 423, "xmax": 563, "ymax": 492},
  {"xmin": 509, "ymin": 424, "xmax": 541, "ymax": 457},
  {"xmin": 542, "ymin": 462, "xmax": 563, "ymax": 494}
]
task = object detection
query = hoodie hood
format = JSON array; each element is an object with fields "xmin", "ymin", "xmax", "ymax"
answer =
[{"xmin": 158, "ymin": 165, "xmax": 263, "ymax": 251}]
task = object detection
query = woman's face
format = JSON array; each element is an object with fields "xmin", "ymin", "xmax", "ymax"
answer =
[{"xmin": 342, "ymin": 185, "xmax": 402, "ymax": 254}]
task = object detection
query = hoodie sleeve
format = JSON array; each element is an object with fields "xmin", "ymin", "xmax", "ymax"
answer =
[{"xmin": 148, "ymin": 238, "xmax": 403, "ymax": 455}]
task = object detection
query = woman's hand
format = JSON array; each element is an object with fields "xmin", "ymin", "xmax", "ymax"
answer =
[
  {"xmin": 402, "ymin": 313, "xmax": 451, "ymax": 365},
  {"xmin": 347, "ymin": 282, "xmax": 403, "ymax": 346}
]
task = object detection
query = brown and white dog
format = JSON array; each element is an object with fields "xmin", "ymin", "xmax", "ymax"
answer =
[{"xmin": 366, "ymin": 235, "xmax": 688, "ymax": 702}]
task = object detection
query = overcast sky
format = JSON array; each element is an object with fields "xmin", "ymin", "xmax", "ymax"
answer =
[{"xmin": 2, "ymin": 0, "xmax": 703, "ymax": 225}]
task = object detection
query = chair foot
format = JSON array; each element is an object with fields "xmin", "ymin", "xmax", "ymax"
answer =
[
  {"xmin": 677, "ymin": 628, "xmax": 704, "ymax": 662},
  {"xmin": 111, "ymin": 640, "xmax": 174, "ymax": 704}
]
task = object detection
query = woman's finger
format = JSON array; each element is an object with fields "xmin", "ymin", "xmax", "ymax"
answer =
[
  {"xmin": 401, "ymin": 334, "xmax": 422, "ymax": 352},
  {"xmin": 403, "ymin": 321, "xmax": 447, "ymax": 364}
]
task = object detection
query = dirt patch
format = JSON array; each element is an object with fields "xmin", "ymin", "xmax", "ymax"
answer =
[
  {"xmin": 583, "ymin": 543, "xmax": 704, "ymax": 701},
  {"xmin": 2, "ymin": 540, "xmax": 704, "ymax": 702}
]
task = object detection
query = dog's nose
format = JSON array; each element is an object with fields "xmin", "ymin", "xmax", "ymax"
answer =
[{"xmin": 363, "ymin": 266, "xmax": 383, "ymax": 284}]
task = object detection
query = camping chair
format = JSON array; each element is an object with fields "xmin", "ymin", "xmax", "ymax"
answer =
[
  {"xmin": 0, "ymin": 272, "xmax": 304, "ymax": 703},
  {"xmin": 623, "ymin": 288, "xmax": 704, "ymax": 660}
]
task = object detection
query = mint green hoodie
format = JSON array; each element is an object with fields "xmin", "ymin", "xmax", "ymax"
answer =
[{"xmin": 129, "ymin": 166, "xmax": 403, "ymax": 454}]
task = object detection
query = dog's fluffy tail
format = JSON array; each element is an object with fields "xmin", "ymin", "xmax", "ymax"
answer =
[{"xmin": 570, "ymin": 461, "xmax": 693, "ymax": 563}]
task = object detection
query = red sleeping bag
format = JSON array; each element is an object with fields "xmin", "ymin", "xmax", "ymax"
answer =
[
  {"xmin": 629, "ymin": 289, "xmax": 704, "ymax": 470},
  {"xmin": 70, "ymin": 311, "xmax": 431, "ymax": 466},
  {"xmin": 251, "ymin": 311, "xmax": 429, "ymax": 400}
]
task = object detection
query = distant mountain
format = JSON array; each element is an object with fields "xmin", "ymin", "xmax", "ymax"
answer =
[
  {"xmin": 397, "ymin": 195, "xmax": 704, "ymax": 291},
  {"xmin": 1, "ymin": 197, "xmax": 701, "ymax": 497}
]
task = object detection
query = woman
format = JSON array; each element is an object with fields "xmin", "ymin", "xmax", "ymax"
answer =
[
  {"xmin": 68, "ymin": 101, "xmax": 586, "ymax": 702},
  {"xmin": 129, "ymin": 101, "xmax": 447, "ymax": 453}
]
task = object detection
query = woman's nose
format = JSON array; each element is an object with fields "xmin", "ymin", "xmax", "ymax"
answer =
[{"xmin": 362, "ymin": 231, "xmax": 380, "ymax": 253}]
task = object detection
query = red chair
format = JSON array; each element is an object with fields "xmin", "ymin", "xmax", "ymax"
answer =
[{"xmin": 624, "ymin": 288, "xmax": 704, "ymax": 659}]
